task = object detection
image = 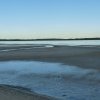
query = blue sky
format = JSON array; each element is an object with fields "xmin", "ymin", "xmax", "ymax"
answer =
[{"xmin": 0, "ymin": 0, "xmax": 100, "ymax": 39}]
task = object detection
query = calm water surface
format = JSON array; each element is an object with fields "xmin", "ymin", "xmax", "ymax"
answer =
[
  {"xmin": 0, "ymin": 61, "xmax": 100, "ymax": 100},
  {"xmin": 0, "ymin": 40, "xmax": 100, "ymax": 46}
]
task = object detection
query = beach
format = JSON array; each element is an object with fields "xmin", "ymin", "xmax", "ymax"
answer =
[
  {"xmin": 0, "ymin": 45, "xmax": 100, "ymax": 69},
  {"xmin": 0, "ymin": 45, "xmax": 100, "ymax": 100},
  {"xmin": 1, "ymin": 0, "xmax": 100, "ymax": 99},
  {"xmin": 0, "ymin": 85, "xmax": 57, "ymax": 100}
]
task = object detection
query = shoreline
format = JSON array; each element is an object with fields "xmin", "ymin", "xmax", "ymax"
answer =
[
  {"xmin": 0, "ymin": 45, "xmax": 100, "ymax": 100},
  {"xmin": 0, "ymin": 45, "xmax": 100, "ymax": 70},
  {"xmin": 0, "ymin": 84, "xmax": 57, "ymax": 100}
]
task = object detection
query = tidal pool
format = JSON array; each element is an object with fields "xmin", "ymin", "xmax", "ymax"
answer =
[{"xmin": 0, "ymin": 61, "xmax": 100, "ymax": 100}]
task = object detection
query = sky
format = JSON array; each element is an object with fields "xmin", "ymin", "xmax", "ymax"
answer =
[{"xmin": 0, "ymin": 0, "xmax": 100, "ymax": 39}]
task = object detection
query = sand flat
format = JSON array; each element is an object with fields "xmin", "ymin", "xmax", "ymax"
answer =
[
  {"xmin": 0, "ymin": 45, "xmax": 100, "ymax": 100},
  {"xmin": 0, "ymin": 45, "xmax": 100, "ymax": 69},
  {"xmin": 0, "ymin": 85, "xmax": 57, "ymax": 100}
]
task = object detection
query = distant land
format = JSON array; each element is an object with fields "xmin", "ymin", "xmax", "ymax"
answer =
[{"xmin": 0, "ymin": 38, "xmax": 100, "ymax": 41}]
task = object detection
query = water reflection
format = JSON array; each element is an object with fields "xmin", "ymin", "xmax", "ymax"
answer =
[
  {"xmin": 0, "ymin": 61, "xmax": 98, "ymax": 77},
  {"xmin": 0, "ymin": 61, "xmax": 100, "ymax": 100}
]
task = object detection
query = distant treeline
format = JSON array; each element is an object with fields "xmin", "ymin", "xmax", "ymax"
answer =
[{"xmin": 0, "ymin": 38, "xmax": 100, "ymax": 41}]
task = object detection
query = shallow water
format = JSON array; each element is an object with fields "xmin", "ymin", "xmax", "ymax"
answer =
[
  {"xmin": 0, "ymin": 61, "xmax": 99, "ymax": 80},
  {"xmin": 0, "ymin": 40, "xmax": 100, "ymax": 46},
  {"xmin": 0, "ymin": 61, "xmax": 100, "ymax": 100}
]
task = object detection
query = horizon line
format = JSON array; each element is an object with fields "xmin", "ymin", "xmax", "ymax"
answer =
[{"xmin": 0, "ymin": 37, "xmax": 100, "ymax": 41}]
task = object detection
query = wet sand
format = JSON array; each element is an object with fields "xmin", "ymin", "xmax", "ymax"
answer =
[
  {"xmin": 0, "ymin": 85, "xmax": 57, "ymax": 100},
  {"xmin": 0, "ymin": 45, "xmax": 100, "ymax": 100},
  {"xmin": 0, "ymin": 45, "xmax": 100, "ymax": 69}
]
